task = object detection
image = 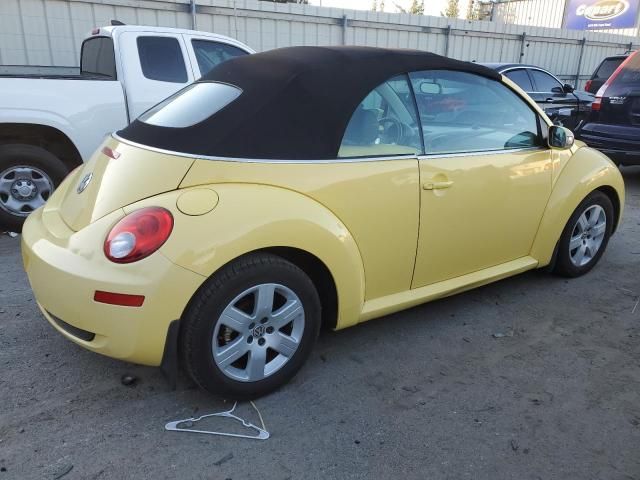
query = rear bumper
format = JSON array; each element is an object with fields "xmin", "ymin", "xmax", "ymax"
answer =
[
  {"xmin": 21, "ymin": 207, "xmax": 205, "ymax": 366},
  {"xmin": 577, "ymin": 122, "xmax": 640, "ymax": 164}
]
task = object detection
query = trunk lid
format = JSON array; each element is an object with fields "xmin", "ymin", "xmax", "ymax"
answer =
[
  {"xmin": 598, "ymin": 52, "xmax": 640, "ymax": 126},
  {"xmin": 59, "ymin": 136, "xmax": 194, "ymax": 231}
]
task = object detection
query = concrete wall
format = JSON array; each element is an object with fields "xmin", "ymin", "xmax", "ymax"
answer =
[{"xmin": 1, "ymin": 0, "xmax": 637, "ymax": 88}]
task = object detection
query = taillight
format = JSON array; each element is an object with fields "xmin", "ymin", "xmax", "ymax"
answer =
[
  {"xmin": 101, "ymin": 146, "xmax": 121, "ymax": 159},
  {"xmin": 584, "ymin": 79, "xmax": 592, "ymax": 92},
  {"xmin": 592, "ymin": 96, "xmax": 602, "ymax": 111},
  {"xmin": 104, "ymin": 207, "xmax": 173, "ymax": 263}
]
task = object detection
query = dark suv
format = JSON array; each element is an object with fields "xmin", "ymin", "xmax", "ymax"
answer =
[
  {"xmin": 585, "ymin": 54, "xmax": 628, "ymax": 95},
  {"xmin": 577, "ymin": 51, "xmax": 640, "ymax": 165}
]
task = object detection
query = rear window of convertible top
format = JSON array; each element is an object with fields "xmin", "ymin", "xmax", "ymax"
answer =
[{"xmin": 139, "ymin": 82, "xmax": 242, "ymax": 128}]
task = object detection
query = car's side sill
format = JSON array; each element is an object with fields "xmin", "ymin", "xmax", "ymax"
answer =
[{"xmin": 359, "ymin": 256, "xmax": 539, "ymax": 323}]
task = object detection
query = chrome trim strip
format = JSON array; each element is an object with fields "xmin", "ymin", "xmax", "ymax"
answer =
[
  {"xmin": 418, "ymin": 146, "xmax": 546, "ymax": 160},
  {"xmin": 499, "ymin": 66, "xmax": 565, "ymax": 91},
  {"xmin": 112, "ymin": 133, "xmax": 418, "ymax": 164}
]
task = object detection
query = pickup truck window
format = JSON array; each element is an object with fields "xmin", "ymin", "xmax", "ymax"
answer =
[
  {"xmin": 137, "ymin": 36, "xmax": 188, "ymax": 84},
  {"xmin": 80, "ymin": 37, "xmax": 116, "ymax": 79},
  {"xmin": 192, "ymin": 40, "xmax": 248, "ymax": 77},
  {"xmin": 139, "ymin": 82, "xmax": 242, "ymax": 128}
]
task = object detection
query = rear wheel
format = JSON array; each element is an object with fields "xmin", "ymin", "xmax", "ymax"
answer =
[
  {"xmin": 0, "ymin": 144, "xmax": 68, "ymax": 232},
  {"xmin": 553, "ymin": 191, "xmax": 614, "ymax": 277},
  {"xmin": 180, "ymin": 253, "xmax": 321, "ymax": 398}
]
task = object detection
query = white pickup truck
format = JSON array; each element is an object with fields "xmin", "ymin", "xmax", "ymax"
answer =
[{"xmin": 0, "ymin": 24, "xmax": 253, "ymax": 230}]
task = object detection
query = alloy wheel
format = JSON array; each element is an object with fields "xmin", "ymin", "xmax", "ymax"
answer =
[
  {"xmin": 212, "ymin": 283, "xmax": 305, "ymax": 382},
  {"xmin": 569, "ymin": 204, "xmax": 607, "ymax": 267}
]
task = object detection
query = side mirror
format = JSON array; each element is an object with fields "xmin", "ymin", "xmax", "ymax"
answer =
[
  {"xmin": 548, "ymin": 125, "xmax": 574, "ymax": 149},
  {"xmin": 563, "ymin": 83, "xmax": 574, "ymax": 93}
]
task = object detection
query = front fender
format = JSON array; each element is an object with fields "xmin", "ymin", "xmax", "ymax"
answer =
[
  {"xmin": 127, "ymin": 184, "xmax": 366, "ymax": 329},
  {"xmin": 531, "ymin": 146, "xmax": 625, "ymax": 266}
]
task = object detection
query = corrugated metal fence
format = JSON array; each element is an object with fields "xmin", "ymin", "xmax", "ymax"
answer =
[{"xmin": 1, "ymin": 0, "xmax": 638, "ymax": 88}]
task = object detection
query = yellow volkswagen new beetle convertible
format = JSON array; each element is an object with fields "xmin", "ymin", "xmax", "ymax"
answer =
[{"xmin": 22, "ymin": 47, "xmax": 624, "ymax": 397}]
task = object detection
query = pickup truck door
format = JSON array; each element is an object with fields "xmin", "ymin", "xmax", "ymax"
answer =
[
  {"xmin": 118, "ymin": 32, "xmax": 195, "ymax": 120},
  {"xmin": 182, "ymin": 34, "xmax": 250, "ymax": 79}
]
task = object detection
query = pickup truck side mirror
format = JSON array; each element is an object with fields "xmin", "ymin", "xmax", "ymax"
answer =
[{"xmin": 548, "ymin": 125, "xmax": 574, "ymax": 149}]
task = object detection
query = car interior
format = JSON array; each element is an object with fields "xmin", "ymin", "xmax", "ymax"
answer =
[{"xmin": 339, "ymin": 71, "xmax": 540, "ymax": 158}]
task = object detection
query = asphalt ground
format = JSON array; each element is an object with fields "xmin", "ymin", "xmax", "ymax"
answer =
[{"xmin": 1, "ymin": 167, "xmax": 639, "ymax": 480}]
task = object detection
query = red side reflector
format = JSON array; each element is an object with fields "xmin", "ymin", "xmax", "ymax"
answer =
[
  {"xmin": 101, "ymin": 146, "xmax": 121, "ymax": 159},
  {"xmin": 94, "ymin": 291, "xmax": 145, "ymax": 307}
]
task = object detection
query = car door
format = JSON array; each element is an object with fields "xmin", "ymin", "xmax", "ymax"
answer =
[
  {"xmin": 118, "ymin": 32, "xmax": 194, "ymax": 120},
  {"xmin": 503, "ymin": 68, "xmax": 534, "ymax": 94},
  {"xmin": 183, "ymin": 35, "xmax": 250, "ymax": 79},
  {"xmin": 528, "ymin": 68, "xmax": 580, "ymax": 129},
  {"xmin": 409, "ymin": 70, "xmax": 552, "ymax": 288}
]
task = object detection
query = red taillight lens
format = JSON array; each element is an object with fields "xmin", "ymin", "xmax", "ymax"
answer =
[
  {"xmin": 94, "ymin": 291, "xmax": 145, "ymax": 307},
  {"xmin": 104, "ymin": 207, "xmax": 173, "ymax": 263},
  {"xmin": 101, "ymin": 146, "xmax": 121, "ymax": 159},
  {"xmin": 592, "ymin": 96, "xmax": 602, "ymax": 111},
  {"xmin": 584, "ymin": 79, "xmax": 592, "ymax": 92}
]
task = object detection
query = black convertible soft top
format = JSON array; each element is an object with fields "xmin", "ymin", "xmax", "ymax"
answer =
[{"xmin": 118, "ymin": 46, "xmax": 501, "ymax": 160}]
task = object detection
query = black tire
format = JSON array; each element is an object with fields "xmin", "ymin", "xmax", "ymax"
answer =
[
  {"xmin": 553, "ymin": 190, "xmax": 614, "ymax": 277},
  {"xmin": 180, "ymin": 253, "xmax": 321, "ymax": 398},
  {"xmin": 0, "ymin": 144, "xmax": 69, "ymax": 232}
]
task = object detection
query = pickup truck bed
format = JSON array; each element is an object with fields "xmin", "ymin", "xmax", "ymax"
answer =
[{"xmin": 0, "ymin": 24, "xmax": 253, "ymax": 231}]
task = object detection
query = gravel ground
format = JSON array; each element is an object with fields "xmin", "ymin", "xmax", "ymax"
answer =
[{"xmin": 1, "ymin": 168, "xmax": 639, "ymax": 480}]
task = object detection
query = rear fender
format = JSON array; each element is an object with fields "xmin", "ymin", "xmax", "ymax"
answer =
[
  {"xmin": 128, "ymin": 184, "xmax": 366, "ymax": 329},
  {"xmin": 531, "ymin": 146, "xmax": 624, "ymax": 266}
]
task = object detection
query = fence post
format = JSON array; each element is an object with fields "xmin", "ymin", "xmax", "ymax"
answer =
[
  {"xmin": 628, "ymin": 41, "xmax": 634, "ymax": 52},
  {"xmin": 575, "ymin": 37, "xmax": 586, "ymax": 88},
  {"xmin": 190, "ymin": 0, "xmax": 197, "ymax": 30},
  {"xmin": 519, "ymin": 32, "xmax": 526, "ymax": 63},
  {"xmin": 342, "ymin": 15, "xmax": 348, "ymax": 45},
  {"xmin": 444, "ymin": 25, "xmax": 452, "ymax": 57}
]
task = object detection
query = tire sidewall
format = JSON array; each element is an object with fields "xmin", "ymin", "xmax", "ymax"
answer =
[
  {"xmin": 184, "ymin": 257, "xmax": 321, "ymax": 398},
  {"xmin": 0, "ymin": 144, "xmax": 69, "ymax": 231},
  {"xmin": 555, "ymin": 191, "xmax": 614, "ymax": 277}
]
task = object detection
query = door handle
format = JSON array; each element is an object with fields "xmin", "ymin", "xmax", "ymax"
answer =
[{"xmin": 423, "ymin": 181, "xmax": 453, "ymax": 190}]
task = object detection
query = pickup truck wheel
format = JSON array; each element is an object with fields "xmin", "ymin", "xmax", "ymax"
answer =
[
  {"xmin": 0, "ymin": 144, "xmax": 68, "ymax": 232},
  {"xmin": 180, "ymin": 253, "xmax": 321, "ymax": 399}
]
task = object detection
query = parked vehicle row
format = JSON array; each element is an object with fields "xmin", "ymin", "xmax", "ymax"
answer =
[
  {"xmin": 576, "ymin": 50, "xmax": 640, "ymax": 166},
  {"xmin": 0, "ymin": 24, "xmax": 253, "ymax": 230},
  {"xmin": 21, "ymin": 47, "xmax": 624, "ymax": 398},
  {"xmin": 482, "ymin": 63, "xmax": 594, "ymax": 131}
]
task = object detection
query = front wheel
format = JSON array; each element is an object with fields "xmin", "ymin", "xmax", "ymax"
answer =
[
  {"xmin": 553, "ymin": 190, "xmax": 614, "ymax": 277},
  {"xmin": 180, "ymin": 253, "xmax": 321, "ymax": 398}
]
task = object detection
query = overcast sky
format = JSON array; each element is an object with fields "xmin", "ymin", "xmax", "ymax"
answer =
[{"xmin": 307, "ymin": 0, "xmax": 471, "ymax": 17}]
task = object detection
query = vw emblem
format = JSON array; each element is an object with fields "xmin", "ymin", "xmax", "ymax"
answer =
[
  {"xmin": 252, "ymin": 325, "xmax": 265, "ymax": 338},
  {"xmin": 77, "ymin": 172, "xmax": 93, "ymax": 194}
]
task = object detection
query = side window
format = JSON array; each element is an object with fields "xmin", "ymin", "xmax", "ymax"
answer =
[
  {"xmin": 339, "ymin": 75, "xmax": 422, "ymax": 158},
  {"xmin": 504, "ymin": 69, "xmax": 533, "ymax": 91},
  {"xmin": 409, "ymin": 70, "xmax": 540, "ymax": 155},
  {"xmin": 192, "ymin": 40, "xmax": 248, "ymax": 77},
  {"xmin": 137, "ymin": 36, "xmax": 188, "ymax": 83},
  {"xmin": 530, "ymin": 70, "xmax": 563, "ymax": 92},
  {"xmin": 80, "ymin": 37, "xmax": 116, "ymax": 79}
]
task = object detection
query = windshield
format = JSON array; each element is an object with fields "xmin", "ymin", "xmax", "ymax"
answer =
[{"xmin": 139, "ymin": 82, "xmax": 242, "ymax": 128}]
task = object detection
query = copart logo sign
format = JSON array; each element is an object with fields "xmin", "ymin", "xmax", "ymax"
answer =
[{"xmin": 565, "ymin": 0, "xmax": 639, "ymax": 29}]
